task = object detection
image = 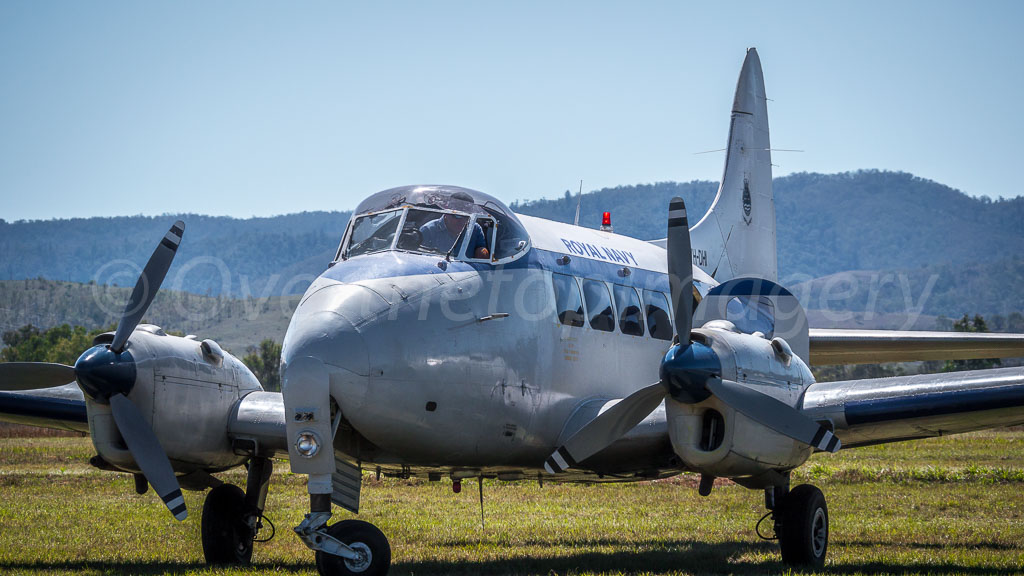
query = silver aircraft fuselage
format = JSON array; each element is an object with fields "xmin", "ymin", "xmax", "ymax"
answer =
[{"xmin": 281, "ymin": 205, "xmax": 714, "ymax": 478}]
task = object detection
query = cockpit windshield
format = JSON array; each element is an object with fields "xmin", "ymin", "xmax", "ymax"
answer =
[
  {"xmin": 344, "ymin": 209, "xmax": 403, "ymax": 259},
  {"xmin": 337, "ymin": 185, "xmax": 530, "ymax": 264}
]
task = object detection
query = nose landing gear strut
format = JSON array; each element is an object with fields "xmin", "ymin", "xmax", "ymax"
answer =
[{"xmin": 295, "ymin": 493, "xmax": 392, "ymax": 576}]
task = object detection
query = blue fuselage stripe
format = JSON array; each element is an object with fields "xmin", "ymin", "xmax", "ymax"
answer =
[
  {"xmin": 844, "ymin": 385, "xmax": 1024, "ymax": 425},
  {"xmin": 328, "ymin": 247, "xmax": 673, "ymax": 293}
]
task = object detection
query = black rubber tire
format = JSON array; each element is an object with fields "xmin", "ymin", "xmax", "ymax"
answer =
[
  {"xmin": 201, "ymin": 484, "xmax": 254, "ymax": 565},
  {"xmin": 777, "ymin": 484, "xmax": 828, "ymax": 569},
  {"xmin": 315, "ymin": 519, "xmax": 391, "ymax": 576}
]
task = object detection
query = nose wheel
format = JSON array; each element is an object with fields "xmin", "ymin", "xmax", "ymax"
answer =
[
  {"xmin": 774, "ymin": 483, "xmax": 829, "ymax": 569},
  {"xmin": 315, "ymin": 520, "xmax": 391, "ymax": 576}
]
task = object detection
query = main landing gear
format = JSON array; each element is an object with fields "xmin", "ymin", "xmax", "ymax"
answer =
[
  {"xmin": 766, "ymin": 483, "xmax": 829, "ymax": 569},
  {"xmin": 201, "ymin": 457, "xmax": 274, "ymax": 565}
]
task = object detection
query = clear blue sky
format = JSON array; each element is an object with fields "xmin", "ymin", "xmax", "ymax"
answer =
[{"xmin": 2, "ymin": 1, "xmax": 1022, "ymax": 220}]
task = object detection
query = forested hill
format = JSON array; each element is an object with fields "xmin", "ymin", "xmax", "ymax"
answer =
[
  {"xmin": 1, "ymin": 171, "xmax": 1022, "ymax": 298},
  {"xmin": 512, "ymin": 170, "xmax": 1024, "ymax": 280},
  {"xmin": 0, "ymin": 211, "xmax": 351, "ymax": 297}
]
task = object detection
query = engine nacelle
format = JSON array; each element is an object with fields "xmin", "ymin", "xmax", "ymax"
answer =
[
  {"xmin": 666, "ymin": 396, "xmax": 812, "ymax": 484},
  {"xmin": 87, "ymin": 326, "xmax": 262, "ymax": 475},
  {"xmin": 666, "ymin": 324, "xmax": 818, "ymax": 486}
]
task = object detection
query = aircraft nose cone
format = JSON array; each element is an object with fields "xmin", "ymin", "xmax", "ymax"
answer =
[
  {"xmin": 660, "ymin": 341, "xmax": 720, "ymax": 405},
  {"xmin": 282, "ymin": 280, "xmax": 385, "ymax": 408},
  {"xmin": 73, "ymin": 345, "xmax": 136, "ymax": 402}
]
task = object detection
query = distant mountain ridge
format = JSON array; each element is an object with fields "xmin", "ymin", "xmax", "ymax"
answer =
[
  {"xmin": 511, "ymin": 170, "xmax": 1024, "ymax": 280},
  {"xmin": 2, "ymin": 171, "xmax": 1022, "ymax": 314},
  {"xmin": 0, "ymin": 211, "xmax": 350, "ymax": 298}
]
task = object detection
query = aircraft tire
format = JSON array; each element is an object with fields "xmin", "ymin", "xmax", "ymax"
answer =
[
  {"xmin": 315, "ymin": 519, "xmax": 391, "ymax": 576},
  {"xmin": 201, "ymin": 484, "xmax": 254, "ymax": 565},
  {"xmin": 776, "ymin": 484, "xmax": 828, "ymax": 569}
]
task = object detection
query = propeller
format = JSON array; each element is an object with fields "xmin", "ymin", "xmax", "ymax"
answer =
[
  {"xmin": 0, "ymin": 221, "xmax": 189, "ymax": 520},
  {"xmin": 0, "ymin": 362, "xmax": 75, "ymax": 390},
  {"xmin": 544, "ymin": 198, "xmax": 839, "ymax": 473},
  {"xmin": 111, "ymin": 221, "xmax": 183, "ymax": 353}
]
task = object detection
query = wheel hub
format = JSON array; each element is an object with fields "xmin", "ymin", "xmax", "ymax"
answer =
[
  {"xmin": 343, "ymin": 541, "xmax": 372, "ymax": 572},
  {"xmin": 811, "ymin": 507, "xmax": 827, "ymax": 557}
]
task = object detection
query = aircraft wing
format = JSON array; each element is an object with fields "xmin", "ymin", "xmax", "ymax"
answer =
[
  {"xmin": 0, "ymin": 385, "xmax": 290, "ymax": 453},
  {"xmin": 801, "ymin": 366, "xmax": 1024, "ymax": 448},
  {"xmin": 808, "ymin": 328, "xmax": 1024, "ymax": 365},
  {"xmin": 0, "ymin": 384, "xmax": 89, "ymax": 434}
]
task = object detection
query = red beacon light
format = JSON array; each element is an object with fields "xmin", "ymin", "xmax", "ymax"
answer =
[{"xmin": 600, "ymin": 211, "xmax": 613, "ymax": 232}]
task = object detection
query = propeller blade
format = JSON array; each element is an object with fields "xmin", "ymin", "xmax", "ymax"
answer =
[
  {"xmin": 544, "ymin": 382, "xmax": 667, "ymax": 473},
  {"xmin": 667, "ymin": 197, "xmax": 693, "ymax": 340},
  {"xmin": 706, "ymin": 378, "xmax": 841, "ymax": 453},
  {"xmin": 0, "ymin": 362, "xmax": 75, "ymax": 391},
  {"xmin": 108, "ymin": 393, "xmax": 188, "ymax": 520},
  {"xmin": 110, "ymin": 221, "xmax": 185, "ymax": 353}
]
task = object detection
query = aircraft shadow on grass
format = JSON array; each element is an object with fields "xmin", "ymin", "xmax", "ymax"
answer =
[
  {"xmin": 393, "ymin": 539, "xmax": 1024, "ymax": 576},
  {"xmin": 1, "ymin": 539, "xmax": 1021, "ymax": 576}
]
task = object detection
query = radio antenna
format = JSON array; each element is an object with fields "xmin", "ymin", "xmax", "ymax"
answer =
[{"xmin": 573, "ymin": 180, "xmax": 583, "ymax": 226}]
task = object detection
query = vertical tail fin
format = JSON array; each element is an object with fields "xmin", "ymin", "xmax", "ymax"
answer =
[{"xmin": 689, "ymin": 48, "xmax": 777, "ymax": 282}]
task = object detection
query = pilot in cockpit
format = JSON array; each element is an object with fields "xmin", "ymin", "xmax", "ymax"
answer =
[{"xmin": 419, "ymin": 192, "xmax": 490, "ymax": 259}]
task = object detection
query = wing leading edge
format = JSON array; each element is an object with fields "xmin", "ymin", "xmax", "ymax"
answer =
[
  {"xmin": 809, "ymin": 328, "xmax": 1024, "ymax": 365},
  {"xmin": 802, "ymin": 366, "xmax": 1024, "ymax": 448},
  {"xmin": 0, "ymin": 384, "xmax": 88, "ymax": 433}
]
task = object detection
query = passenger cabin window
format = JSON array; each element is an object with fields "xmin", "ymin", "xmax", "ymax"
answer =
[
  {"xmin": 552, "ymin": 273, "xmax": 584, "ymax": 327},
  {"xmin": 582, "ymin": 280, "xmax": 615, "ymax": 332},
  {"xmin": 613, "ymin": 284, "xmax": 644, "ymax": 336},
  {"xmin": 643, "ymin": 289, "xmax": 673, "ymax": 341}
]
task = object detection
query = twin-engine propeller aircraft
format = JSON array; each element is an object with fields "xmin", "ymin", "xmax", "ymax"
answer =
[{"xmin": 3, "ymin": 48, "xmax": 1024, "ymax": 574}]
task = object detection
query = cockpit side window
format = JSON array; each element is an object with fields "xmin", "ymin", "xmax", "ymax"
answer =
[
  {"xmin": 462, "ymin": 216, "xmax": 495, "ymax": 261},
  {"xmin": 484, "ymin": 205, "xmax": 529, "ymax": 260}
]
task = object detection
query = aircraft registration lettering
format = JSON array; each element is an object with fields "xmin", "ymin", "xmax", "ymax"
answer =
[
  {"xmin": 560, "ymin": 238, "xmax": 638, "ymax": 266},
  {"xmin": 692, "ymin": 248, "xmax": 707, "ymax": 267}
]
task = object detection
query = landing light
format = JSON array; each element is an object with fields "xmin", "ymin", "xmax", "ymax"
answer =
[{"xmin": 295, "ymin": 431, "xmax": 321, "ymax": 458}]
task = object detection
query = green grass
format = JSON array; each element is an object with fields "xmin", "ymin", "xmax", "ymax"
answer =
[{"xmin": 1, "ymin": 431, "xmax": 1023, "ymax": 575}]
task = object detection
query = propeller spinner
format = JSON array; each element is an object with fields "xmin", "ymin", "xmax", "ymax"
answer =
[
  {"xmin": 544, "ymin": 198, "xmax": 839, "ymax": 475},
  {"xmin": 0, "ymin": 221, "xmax": 189, "ymax": 520}
]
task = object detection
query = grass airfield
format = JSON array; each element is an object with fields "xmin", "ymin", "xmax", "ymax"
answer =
[{"xmin": 0, "ymin": 430, "xmax": 1022, "ymax": 576}]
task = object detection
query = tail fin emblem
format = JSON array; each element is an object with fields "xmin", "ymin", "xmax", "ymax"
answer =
[{"xmin": 742, "ymin": 177, "xmax": 752, "ymax": 225}]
